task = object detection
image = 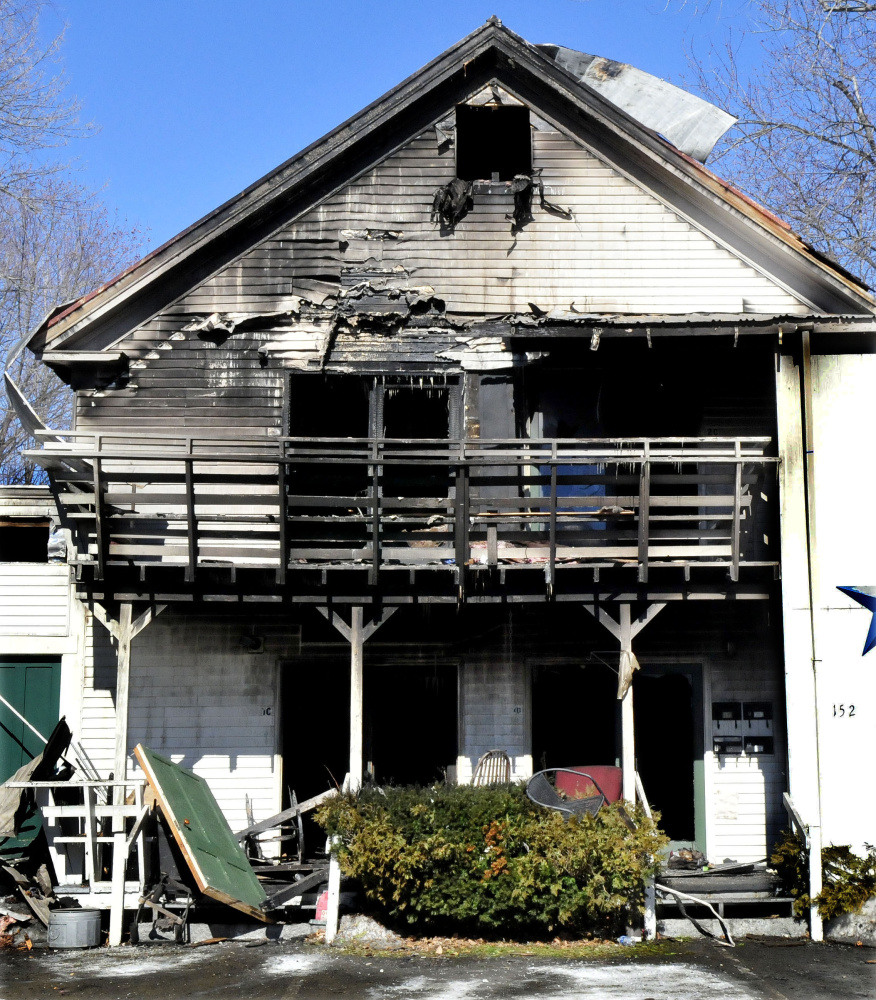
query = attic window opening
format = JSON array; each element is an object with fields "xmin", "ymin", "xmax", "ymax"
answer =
[{"xmin": 456, "ymin": 104, "xmax": 531, "ymax": 181}]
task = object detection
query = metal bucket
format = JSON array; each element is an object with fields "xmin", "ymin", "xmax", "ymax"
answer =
[{"xmin": 47, "ymin": 908, "xmax": 102, "ymax": 948}]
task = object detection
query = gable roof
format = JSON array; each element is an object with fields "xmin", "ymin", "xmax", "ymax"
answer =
[{"xmin": 26, "ymin": 18, "xmax": 875, "ymax": 356}]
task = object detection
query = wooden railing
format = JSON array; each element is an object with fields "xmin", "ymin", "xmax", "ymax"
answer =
[{"xmin": 29, "ymin": 432, "xmax": 778, "ymax": 587}]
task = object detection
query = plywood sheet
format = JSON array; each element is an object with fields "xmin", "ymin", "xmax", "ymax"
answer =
[{"xmin": 134, "ymin": 743, "xmax": 268, "ymax": 920}]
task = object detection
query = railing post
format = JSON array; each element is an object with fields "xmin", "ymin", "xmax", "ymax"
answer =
[
  {"xmin": 730, "ymin": 440, "xmax": 742, "ymax": 582},
  {"xmin": 369, "ymin": 438, "xmax": 381, "ymax": 587},
  {"xmin": 276, "ymin": 441, "xmax": 287, "ymax": 586},
  {"xmin": 92, "ymin": 436, "xmax": 105, "ymax": 580},
  {"xmin": 454, "ymin": 440, "xmax": 469, "ymax": 600},
  {"xmin": 184, "ymin": 442, "xmax": 197, "ymax": 583},
  {"xmin": 637, "ymin": 443, "xmax": 650, "ymax": 583},
  {"xmin": 548, "ymin": 442, "xmax": 558, "ymax": 598}
]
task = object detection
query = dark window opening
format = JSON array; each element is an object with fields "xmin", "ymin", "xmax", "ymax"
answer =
[
  {"xmin": 286, "ymin": 374, "xmax": 371, "ymax": 505},
  {"xmin": 381, "ymin": 383, "xmax": 452, "ymax": 497},
  {"xmin": 364, "ymin": 661, "xmax": 458, "ymax": 786},
  {"xmin": 634, "ymin": 670, "xmax": 699, "ymax": 842},
  {"xmin": 456, "ymin": 104, "xmax": 532, "ymax": 181},
  {"xmin": 0, "ymin": 523, "xmax": 49, "ymax": 562},
  {"xmin": 531, "ymin": 662, "xmax": 618, "ymax": 772},
  {"xmin": 287, "ymin": 374, "xmax": 370, "ymax": 438},
  {"xmin": 382, "ymin": 385, "xmax": 450, "ymax": 439}
]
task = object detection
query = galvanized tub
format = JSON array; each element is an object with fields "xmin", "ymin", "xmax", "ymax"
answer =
[{"xmin": 47, "ymin": 908, "xmax": 101, "ymax": 948}]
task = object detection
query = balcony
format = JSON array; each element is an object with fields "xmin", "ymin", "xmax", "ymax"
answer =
[{"xmin": 29, "ymin": 433, "xmax": 779, "ymax": 601}]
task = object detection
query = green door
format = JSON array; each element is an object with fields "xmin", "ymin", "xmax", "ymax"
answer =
[{"xmin": 0, "ymin": 658, "xmax": 61, "ymax": 781}]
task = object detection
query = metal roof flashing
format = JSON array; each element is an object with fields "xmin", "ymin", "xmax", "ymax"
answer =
[{"xmin": 537, "ymin": 44, "xmax": 736, "ymax": 163}]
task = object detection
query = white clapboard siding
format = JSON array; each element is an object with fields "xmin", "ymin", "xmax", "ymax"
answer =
[
  {"xmin": 77, "ymin": 615, "xmax": 118, "ymax": 779},
  {"xmin": 707, "ymin": 656, "xmax": 787, "ymax": 863},
  {"xmin": 708, "ymin": 757, "xmax": 787, "ymax": 863},
  {"xmin": 183, "ymin": 128, "xmax": 807, "ymax": 318},
  {"xmin": 0, "ymin": 565, "xmax": 69, "ymax": 636},
  {"xmin": 126, "ymin": 614, "xmax": 279, "ymax": 833}
]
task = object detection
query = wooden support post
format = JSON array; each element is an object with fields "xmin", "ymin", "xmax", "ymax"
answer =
[
  {"xmin": 548, "ymin": 455, "xmax": 558, "ymax": 594},
  {"xmin": 113, "ymin": 603, "xmax": 133, "ymax": 811},
  {"xmin": 318, "ymin": 606, "xmax": 397, "ymax": 795},
  {"xmin": 108, "ymin": 831, "xmax": 127, "ymax": 947},
  {"xmin": 618, "ymin": 604, "xmax": 636, "ymax": 803},
  {"xmin": 83, "ymin": 785, "xmax": 97, "ymax": 883},
  {"xmin": 777, "ymin": 351, "xmax": 824, "ymax": 942},
  {"xmin": 349, "ymin": 607, "xmax": 364, "ymax": 792},
  {"xmin": 324, "ymin": 842, "xmax": 342, "ymax": 945},
  {"xmin": 583, "ymin": 601, "xmax": 666, "ymax": 804},
  {"xmin": 134, "ymin": 783, "xmax": 146, "ymax": 890},
  {"xmin": 644, "ymin": 877, "xmax": 657, "ymax": 940}
]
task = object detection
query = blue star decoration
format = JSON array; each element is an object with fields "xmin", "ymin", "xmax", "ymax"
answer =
[{"xmin": 837, "ymin": 587, "xmax": 876, "ymax": 655}]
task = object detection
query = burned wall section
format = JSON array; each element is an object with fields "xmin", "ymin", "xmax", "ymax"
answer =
[{"xmin": 73, "ymin": 115, "xmax": 805, "ymax": 433}]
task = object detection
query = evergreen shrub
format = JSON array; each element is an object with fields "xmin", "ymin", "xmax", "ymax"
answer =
[
  {"xmin": 772, "ymin": 830, "xmax": 876, "ymax": 920},
  {"xmin": 315, "ymin": 783, "xmax": 667, "ymax": 936}
]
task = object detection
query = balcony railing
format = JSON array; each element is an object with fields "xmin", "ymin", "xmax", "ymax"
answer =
[{"xmin": 29, "ymin": 432, "xmax": 778, "ymax": 590}]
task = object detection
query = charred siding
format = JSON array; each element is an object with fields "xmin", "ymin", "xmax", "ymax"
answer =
[
  {"xmin": 183, "ymin": 128, "xmax": 808, "ymax": 317},
  {"xmin": 77, "ymin": 123, "xmax": 807, "ymax": 431}
]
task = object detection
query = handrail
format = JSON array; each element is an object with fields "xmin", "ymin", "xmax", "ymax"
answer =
[
  {"xmin": 26, "ymin": 434, "xmax": 778, "ymax": 467},
  {"xmin": 782, "ymin": 791, "xmax": 810, "ymax": 847}
]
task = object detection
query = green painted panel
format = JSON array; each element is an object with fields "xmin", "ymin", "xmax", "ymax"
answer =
[
  {"xmin": 135, "ymin": 745, "xmax": 267, "ymax": 914},
  {"xmin": 693, "ymin": 758, "xmax": 707, "ymax": 853},
  {"xmin": 0, "ymin": 659, "xmax": 61, "ymax": 859},
  {"xmin": 0, "ymin": 660, "xmax": 61, "ymax": 782}
]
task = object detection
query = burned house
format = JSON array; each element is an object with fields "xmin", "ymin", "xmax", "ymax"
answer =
[{"xmin": 5, "ymin": 19, "xmax": 876, "ymax": 940}]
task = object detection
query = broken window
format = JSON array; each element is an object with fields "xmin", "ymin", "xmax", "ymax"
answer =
[
  {"xmin": 456, "ymin": 104, "xmax": 532, "ymax": 181},
  {"xmin": 0, "ymin": 522, "xmax": 49, "ymax": 562}
]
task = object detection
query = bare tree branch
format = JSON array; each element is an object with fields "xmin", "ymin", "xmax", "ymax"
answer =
[
  {"xmin": 0, "ymin": 1, "xmax": 141, "ymax": 484},
  {"xmin": 689, "ymin": 0, "xmax": 876, "ymax": 286}
]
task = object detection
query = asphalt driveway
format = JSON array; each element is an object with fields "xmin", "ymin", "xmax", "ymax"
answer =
[{"xmin": 1, "ymin": 937, "xmax": 873, "ymax": 1000}]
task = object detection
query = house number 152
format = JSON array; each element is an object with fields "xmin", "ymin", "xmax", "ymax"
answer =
[{"xmin": 832, "ymin": 704, "xmax": 856, "ymax": 717}]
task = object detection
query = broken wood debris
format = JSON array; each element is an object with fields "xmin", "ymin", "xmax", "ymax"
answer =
[{"xmin": 235, "ymin": 787, "xmax": 337, "ymax": 841}]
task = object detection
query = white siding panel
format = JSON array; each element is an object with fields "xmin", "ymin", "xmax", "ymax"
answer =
[
  {"xmin": 707, "ymin": 656, "xmax": 787, "ymax": 863},
  {"xmin": 78, "ymin": 615, "xmax": 118, "ymax": 780},
  {"xmin": 811, "ymin": 355, "xmax": 876, "ymax": 853},
  {"xmin": 127, "ymin": 614, "xmax": 280, "ymax": 834},
  {"xmin": 0, "ymin": 565, "xmax": 70, "ymax": 636}
]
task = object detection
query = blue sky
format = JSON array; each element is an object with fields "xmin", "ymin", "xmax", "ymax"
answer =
[{"xmin": 44, "ymin": 0, "xmax": 759, "ymax": 252}]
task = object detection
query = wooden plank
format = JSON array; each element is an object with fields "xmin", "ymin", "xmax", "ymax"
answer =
[
  {"xmin": 637, "ymin": 451, "xmax": 650, "ymax": 584},
  {"xmin": 184, "ymin": 456, "xmax": 197, "ymax": 584},
  {"xmin": 731, "ymin": 441, "xmax": 743, "ymax": 583},
  {"xmin": 263, "ymin": 867, "xmax": 329, "ymax": 907},
  {"xmin": 277, "ymin": 443, "xmax": 288, "ymax": 586},
  {"xmin": 92, "ymin": 454, "xmax": 105, "ymax": 581},
  {"xmin": 234, "ymin": 787, "xmax": 338, "ymax": 840}
]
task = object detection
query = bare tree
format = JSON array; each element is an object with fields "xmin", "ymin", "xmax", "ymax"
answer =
[
  {"xmin": 0, "ymin": 1, "xmax": 141, "ymax": 483},
  {"xmin": 690, "ymin": 1, "xmax": 876, "ymax": 285}
]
